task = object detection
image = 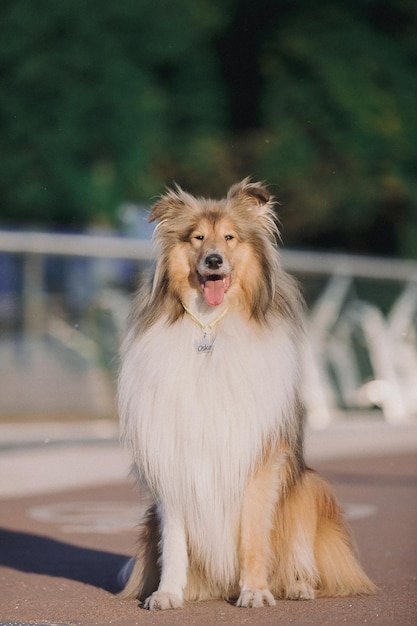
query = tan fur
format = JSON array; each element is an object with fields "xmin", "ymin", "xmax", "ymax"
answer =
[
  {"xmin": 120, "ymin": 447, "xmax": 376, "ymax": 604},
  {"xmin": 271, "ymin": 468, "xmax": 377, "ymax": 599},
  {"xmin": 128, "ymin": 178, "xmax": 301, "ymax": 333},
  {"xmin": 119, "ymin": 179, "xmax": 376, "ymax": 608}
]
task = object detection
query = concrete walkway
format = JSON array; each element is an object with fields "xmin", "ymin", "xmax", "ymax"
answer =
[
  {"xmin": 0, "ymin": 417, "xmax": 416, "ymax": 625},
  {"xmin": 1, "ymin": 416, "xmax": 416, "ymax": 498}
]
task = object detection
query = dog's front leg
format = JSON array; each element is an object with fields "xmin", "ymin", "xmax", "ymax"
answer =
[
  {"xmin": 144, "ymin": 505, "xmax": 188, "ymax": 610},
  {"xmin": 237, "ymin": 456, "xmax": 279, "ymax": 608}
]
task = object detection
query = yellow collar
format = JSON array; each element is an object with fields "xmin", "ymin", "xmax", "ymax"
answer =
[{"xmin": 181, "ymin": 302, "xmax": 229, "ymax": 333}]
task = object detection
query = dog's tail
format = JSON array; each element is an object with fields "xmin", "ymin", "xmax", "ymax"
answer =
[
  {"xmin": 272, "ymin": 469, "xmax": 377, "ymax": 599},
  {"xmin": 118, "ymin": 504, "xmax": 161, "ymax": 600},
  {"xmin": 312, "ymin": 471, "xmax": 377, "ymax": 597}
]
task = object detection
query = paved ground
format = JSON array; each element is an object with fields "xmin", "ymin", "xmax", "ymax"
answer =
[{"xmin": 0, "ymin": 418, "xmax": 416, "ymax": 626}]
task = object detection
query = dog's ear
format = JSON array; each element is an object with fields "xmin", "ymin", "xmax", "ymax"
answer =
[
  {"xmin": 149, "ymin": 185, "xmax": 196, "ymax": 223},
  {"xmin": 227, "ymin": 178, "xmax": 274, "ymax": 217},
  {"xmin": 228, "ymin": 178, "xmax": 280, "ymax": 241}
]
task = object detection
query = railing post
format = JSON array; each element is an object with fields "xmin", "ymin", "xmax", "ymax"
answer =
[{"xmin": 22, "ymin": 252, "xmax": 45, "ymax": 334}]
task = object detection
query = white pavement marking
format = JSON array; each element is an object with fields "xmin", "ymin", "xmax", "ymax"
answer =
[
  {"xmin": 0, "ymin": 418, "xmax": 416, "ymax": 499},
  {"xmin": 305, "ymin": 419, "xmax": 417, "ymax": 463},
  {"xmin": 344, "ymin": 502, "xmax": 378, "ymax": 520},
  {"xmin": 26, "ymin": 500, "xmax": 377, "ymax": 535},
  {"xmin": 28, "ymin": 501, "xmax": 148, "ymax": 533},
  {"xmin": 0, "ymin": 444, "xmax": 132, "ymax": 498}
]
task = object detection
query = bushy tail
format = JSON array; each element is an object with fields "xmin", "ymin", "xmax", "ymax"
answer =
[
  {"xmin": 119, "ymin": 472, "xmax": 376, "ymax": 603},
  {"xmin": 272, "ymin": 469, "xmax": 377, "ymax": 599},
  {"xmin": 313, "ymin": 473, "xmax": 377, "ymax": 596}
]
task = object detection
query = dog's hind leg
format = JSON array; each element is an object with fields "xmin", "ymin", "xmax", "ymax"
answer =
[
  {"xmin": 270, "ymin": 470, "xmax": 376, "ymax": 600},
  {"xmin": 118, "ymin": 504, "xmax": 161, "ymax": 601}
]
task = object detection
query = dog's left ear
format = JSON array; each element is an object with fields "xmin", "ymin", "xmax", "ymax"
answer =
[{"xmin": 227, "ymin": 178, "xmax": 274, "ymax": 218}]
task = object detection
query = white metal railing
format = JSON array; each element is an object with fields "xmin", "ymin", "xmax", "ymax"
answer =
[
  {"xmin": 0, "ymin": 229, "xmax": 153, "ymax": 260},
  {"xmin": 1, "ymin": 228, "xmax": 417, "ymax": 278},
  {"xmin": 1, "ymin": 229, "xmax": 417, "ymax": 426}
]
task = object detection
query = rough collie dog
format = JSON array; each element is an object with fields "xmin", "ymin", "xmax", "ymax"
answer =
[{"xmin": 118, "ymin": 179, "xmax": 376, "ymax": 610}]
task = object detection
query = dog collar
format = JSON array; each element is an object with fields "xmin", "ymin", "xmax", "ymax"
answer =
[
  {"xmin": 181, "ymin": 302, "xmax": 229, "ymax": 354},
  {"xmin": 181, "ymin": 302, "xmax": 229, "ymax": 332}
]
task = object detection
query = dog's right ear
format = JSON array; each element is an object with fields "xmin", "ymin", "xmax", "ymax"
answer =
[{"xmin": 149, "ymin": 185, "xmax": 196, "ymax": 223}]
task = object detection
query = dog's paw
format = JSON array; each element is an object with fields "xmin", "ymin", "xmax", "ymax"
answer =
[
  {"xmin": 285, "ymin": 580, "xmax": 316, "ymax": 600},
  {"xmin": 236, "ymin": 587, "xmax": 276, "ymax": 608},
  {"xmin": 143, "ymin": 590, "xmax": 184, "ymax": 610}
]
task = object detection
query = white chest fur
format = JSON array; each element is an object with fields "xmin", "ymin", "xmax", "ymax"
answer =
[{"xmin": 119, "ymin": 311, "xmax": 299, "ymax": 582}]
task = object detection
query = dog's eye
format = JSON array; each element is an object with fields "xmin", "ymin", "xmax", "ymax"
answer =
[
  {"xmin": 194, "ymin": 234, "xmax": 204, "ymax": 241},
  {"xmin": 225, "ymin": 234, "xmax": 234, "ymax": 241}
]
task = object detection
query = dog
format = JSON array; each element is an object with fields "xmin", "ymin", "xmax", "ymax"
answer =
[{"xmin": 117, "ymin": 179, "xmax": 376, "ymax": 610}]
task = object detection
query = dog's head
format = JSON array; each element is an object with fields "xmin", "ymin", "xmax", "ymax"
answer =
[{"xmin": 148, "ymin": 179, "xmax": 281, "ymax": 316}]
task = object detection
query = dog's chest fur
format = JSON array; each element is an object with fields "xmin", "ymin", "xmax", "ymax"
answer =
[{"xmin": 119, "ymin": 310, "xmax": 299, "ymax": 584}]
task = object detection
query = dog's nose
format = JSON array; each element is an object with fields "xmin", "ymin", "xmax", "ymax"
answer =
[{"xmin": 205, "ymin": 253, "xmax": 223, "ymax": 270}]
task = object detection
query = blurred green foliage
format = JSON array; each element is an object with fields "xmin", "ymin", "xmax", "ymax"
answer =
[{"xmin": 1, "ymin": 0, "xmax": 416, "ymax": 257}]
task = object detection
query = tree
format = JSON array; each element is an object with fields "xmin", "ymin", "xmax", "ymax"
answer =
[
  {"xmin": 218, "ymin": 0, "xmax": 417, "ymax": 257},
  {"xmin": 1, "ymin": 0, "xmax": 417, "ymax": 258},
  {"xmin": 0, "ymin": 0, "xmax": 226, "ymax": 225}
]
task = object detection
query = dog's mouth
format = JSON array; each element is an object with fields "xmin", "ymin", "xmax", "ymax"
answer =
[{"xmin": 197, "ymin": 273, "xmax": 231, "ymax": 307}]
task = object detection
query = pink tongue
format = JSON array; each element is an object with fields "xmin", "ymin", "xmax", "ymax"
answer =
[{"xmin": 204, "ymin": 279, "xmax": 225, "ymax": 306}]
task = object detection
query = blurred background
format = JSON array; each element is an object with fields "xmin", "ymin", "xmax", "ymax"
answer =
[{"xmin": 1, "ymin": 0, "xmax": 417, "ymax": 428}]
